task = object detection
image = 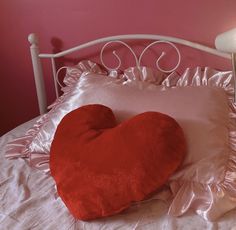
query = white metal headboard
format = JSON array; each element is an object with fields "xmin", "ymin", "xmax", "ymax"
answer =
[{"xmin": 28, "ymin": 33, "xmax": 232, "ymax": 115}]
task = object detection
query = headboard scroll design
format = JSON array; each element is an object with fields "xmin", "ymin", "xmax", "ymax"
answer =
[{"xmin": 100, "ymin": 40, "xmax": 181, "ymax": 73}]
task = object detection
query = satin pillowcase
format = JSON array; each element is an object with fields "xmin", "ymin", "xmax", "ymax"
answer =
[
  {"xmin": 164, "ymin": 68, "xmax": 236, "ymax": 221},
  {"xmin": 6, "ymin": 61, "xmax": 236, "ymax": 221}
]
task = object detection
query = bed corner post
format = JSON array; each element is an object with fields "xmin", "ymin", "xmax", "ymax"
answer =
[{"xmin": 28, "ymin": 33, "xmax": 47, "ymax": 115}]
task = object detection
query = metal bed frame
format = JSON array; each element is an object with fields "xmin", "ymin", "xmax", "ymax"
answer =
[{"xmin": 28, "ymin": 33, "xmax": 233, "ymax": 115}]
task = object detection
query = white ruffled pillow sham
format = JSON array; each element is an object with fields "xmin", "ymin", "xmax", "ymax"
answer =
[{"xmin": 5, "ymin": 60, "xmax": 236, "ymax": 221}]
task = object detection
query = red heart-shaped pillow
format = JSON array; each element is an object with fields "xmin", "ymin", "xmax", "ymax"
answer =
[{"xmin": 50, "ymin": 104, "xmax": 186, "ymax": 220}]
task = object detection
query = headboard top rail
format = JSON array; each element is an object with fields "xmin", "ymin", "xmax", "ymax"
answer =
[{"xmin": 30, "ymin": 34, "xmax": 230, "ymax": 59}]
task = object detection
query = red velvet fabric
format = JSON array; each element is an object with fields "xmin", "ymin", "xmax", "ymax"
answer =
[{"xmin": 50, "ymin": 104, "xmax": 186, "ymax": 220}]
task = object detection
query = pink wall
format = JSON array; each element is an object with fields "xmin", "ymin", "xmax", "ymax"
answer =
[{"xmin": 1, "ymin": 0, "xmax": 236, "ymax": 136}]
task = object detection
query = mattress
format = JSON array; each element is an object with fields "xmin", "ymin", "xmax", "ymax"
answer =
[{"xmin": 1, "ymin": 118, "xmax": 236, "ymax": 229}]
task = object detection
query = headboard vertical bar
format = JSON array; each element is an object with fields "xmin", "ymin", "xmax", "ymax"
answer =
[
  {"xmin": 28, "ymin": 33, "xmax": 47, "ymax": 114},
  {"xmin": 231, "ymin": 53, "xmax": 236, "ymax": 103},
  {"xmin": 51, "ymin": 58, "xmax": 59, "ymax": 98}
]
